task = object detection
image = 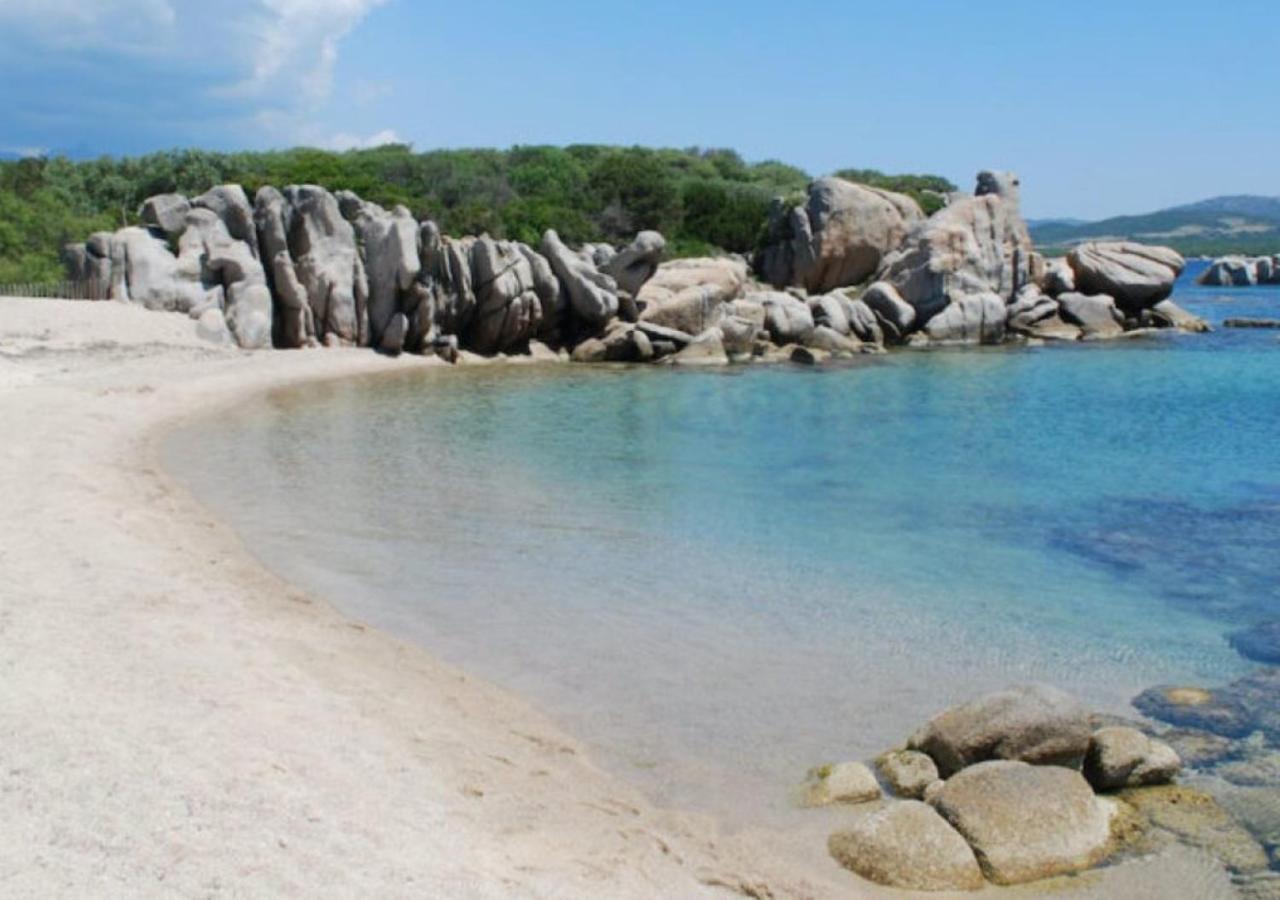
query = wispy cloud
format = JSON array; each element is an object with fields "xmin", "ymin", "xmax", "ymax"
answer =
[{"xmin": 0, "ymin": 0, "xmax": 390, "ymax": 153}]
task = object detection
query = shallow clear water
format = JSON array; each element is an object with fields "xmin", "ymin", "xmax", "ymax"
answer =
[{"xmin": 167, "ymin": 267, "xmax": 1280, "ymax": 827}]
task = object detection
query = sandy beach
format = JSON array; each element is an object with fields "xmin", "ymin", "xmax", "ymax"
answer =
[{"xmin": 0, "ymin": 299, "xmax": 1238, "ymax": 899}]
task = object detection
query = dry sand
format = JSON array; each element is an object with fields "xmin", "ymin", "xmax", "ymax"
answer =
[{"xmin": 0, "ymin": 299, "xmax": 1238, "ymax": 898}]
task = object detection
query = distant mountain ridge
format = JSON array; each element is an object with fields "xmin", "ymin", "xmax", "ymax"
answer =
[{"xmin": 1030, "ymin": 195, "xmax": 1280, "ymax": 257}]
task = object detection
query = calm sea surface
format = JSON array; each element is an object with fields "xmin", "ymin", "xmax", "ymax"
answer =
[{"xmin": 167, "ymin": 263, "xmax": 1280, "ymax": 826}]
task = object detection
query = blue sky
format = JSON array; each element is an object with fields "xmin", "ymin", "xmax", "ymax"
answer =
[{"xmin": 1, "ymin": 0, "xmax": 1276, "ymax": 219}]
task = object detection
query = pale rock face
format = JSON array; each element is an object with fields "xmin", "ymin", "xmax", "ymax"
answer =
[
  {"xmin": 808, "ymin": 292, "xmax": 852, "ymax": 335},
  {"xmin": 637, "ymin": 257, "xmax": 749, "ymax": 334},
  {"xmin": 1148, "ymin": 299, "xmax": 1211, "ymax": 333},
  {"xmin": 922, "ymin": 291, "xmax": 1006, "ymax": 345},
  {"xmin": 468, "ymin": 236, "xmax": 545, "ymax": 354},
  {"xmin": 670, "ymin": 327, "xmax": 730, "ymax": 366},
  {"xmin": 270, "ymin": 250, "xmax": 314, "ymax": 348},
  {"xmin": 139, "ymin": 193, "xmax": 193, "ymax": 240},
  {"xmin": 803, "ymin": 762, "xmax": 882, "ymax": 807},
  {"xmin": 516, "ymin": 244, "xmax": 563, "ymax": 342},
  {"xmin": 806, "ymin": 325, "xmax": 865, "ymax": 356},
  {"xmin": 419, "ymin": 222, "xmax": 477, "ymax": 340},
  {"xmin": 541, "ymin": 229, "xmax": 619, "ymax": 332},
  {"xmin": 757, "ymin": 177, "xmax": 924, "ymax": 293},
  {"xmin": 284, "ymin": 185, "xmax": 368, "ymax": 346},
  {"xmin": 343, "ymin": 197, "xmax": 421, "ymax": 349},
  {"xmin": 1057, "ymin": 292, "xmax": 1126, "ymax": 340},
  {"xmin": 1067, "ymin": 242, "xmax": 1184, "ymax": 313},
  {"xmin": 860, "ymin": 281, "xmax": 916, "ymax": 341},
  {"xmin": 1083, "ymin": 727, "xmax": 1182, "ymax": 792},
  {"xmin": 933, "ymin": 761, "xmax": 1116, "ymax": 885},
  {"xmin": 118, "ymin": 226, "xmax": 222, "ymax": 315},
  {"xmin": 603, "ymin": 230, "xmax": 665, "ymax": 298},
  {"xmin": 193, "ymin": 185, "xmax": 260, "ymax": 260},
  {"xmin": 908, "ymin": 684, "xmax": 1092, "ymax": 778},
  {"xmin": 828, "ymin": 801, "xmax": 985, "ymax": 892},
  {"xmin": 195, "ymin": 307, "xmax": 234, "ymax": 346},
  {"xmin": 754, "ymin": 291, "xmax": 815, "ymax": 345}
]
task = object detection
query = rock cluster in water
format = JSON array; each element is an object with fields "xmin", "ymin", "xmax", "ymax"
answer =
[
  {"xmin": 62, "ymin": 171, "xmax": 1212, "ymax": 361},
  {"xmin": 1199, "ymin": 254, "xmax": 1280, "ymax": 287},
  {"xmin": 808, "ymin": 681, "xmax": 1280, "ymax": 894}
]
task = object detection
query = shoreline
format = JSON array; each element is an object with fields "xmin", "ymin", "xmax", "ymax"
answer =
[{"xmin": 0, "ymin": 299, "xmax": 1240, "ymax": 898}]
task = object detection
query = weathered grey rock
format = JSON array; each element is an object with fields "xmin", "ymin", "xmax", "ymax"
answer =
[
  {"xmin": 756, "ymin": 177, "xmax": 924, "ymax": 293},
  {"xmin": 806, "ymin": 325, "xmax": 865, "ymax": 356},
  {"xmin": 877, "ymin": 750, "xmax": 941, "ymax": 800},
  {"xmin": 1067, "ymin": 242, "xmax": 1184, "ymax": 313},
  {"xmin": 270, "ymin": 250, "xmax": 314, "ymax": 348},
  {"xmin": 671, "ymin": 328, "xmax": 729, "ymax": 366},
  {"xmin": 193, "ymin": 185, "xmax": 260, "ymax": 260},
  {"xmin": 637, "ymin": 257, "xmax": 749, "ymax": 334},
  {"xmin": 604, "ymin": 230, "xmax": 665, "ymax": 298},
  {"xmin": 1225, "ymin": 317, "xmax": 1280, "ymax": 329},
  {"xmin": 877, "ymin": 172, "xmax": 1033, "ymax": 334},
  {"xmin": 716, "ymin": 315, "xmax": 758, "ymax": 358},
  {"xmin": 1006, "ymin": 288, "xmax": 1080, "ymax": 341},
  {"xmin": 828, "ymin": 801, "xmax": 985, "ymax": 892},
  {"xmin": 570, "ymin": 337, "xmax": 608, "ymax": 363},
  {"xmin": 468, "ymin": 236, "xmax": 544, "ymax": 354},
  {"xmin": 419, "ymin": 222, "xmax": 476, "ymax": 339},
  {"xmin": 117, "ymin": 225, "xmax": 220, "ymax": 314},
  {"xmin": 345, "ymin": 198, "xmax": 421, "ymax": 349},
  {"xmin": 189, "ymin": 211, "xmax": 272, "ymax": 349},
  {"xmin": 634, "ymin": 321, "xmax": 694, "ymax": 348},
  {"xmin": 378, "ymin": 311, "xmax": 409, "ymax": 356},
  {"xmin": 1148, "ymin": 299, "xmax": 1211, "ymax": 333},
  {"xmin": 860, "ymin": 281, "xmax": 915, "ymax": 340},
  {"xmin": 933, "ymin": 761, "xmax": 1116, "ymax": 885},
  {"xmin": 803, "ymin": 762, "xmax": 882, "ymax": 807},
  {"xmin": 975, "ymin": 169, "xmax": 1022, "ymax": 203},
  {"xmin": 923, "ymin": 291, "xmax": 1006, "ymax": 344},
  {"xmin": 284, "ymin": 185, "xmax": 368, "ymax": 345},
  {"xmin": 842, "ymin": 297, "xmax": 883, "ymax": 344},
  {"xmin": 756, "ymin": 292, "xmax": 815, "ymax": 345},
  {"xmin": 808, "ymin": 292, "xmax": 851, "ymax": 335},
  {"xmin": 516, "ymin": 244, "xmax": 562, "ymax": 342},
  {"xmin": 139, "ymin": 193, "xmax": 192, "ymax": 240},
  {"xmin": 1084, "ymin": 727, "xmax": 1182, "ymax": 791},
  {"xmin": 1041, "ymin": 257, "xmax": 1075, "ymax": 297},
  {"xmin": 542, "ymin": 230, "xmax": 619, "ymax": 331},
  {"xmin": 107, "ymin": 231, "xmax": 130, "ymax": 301},
  {"xmin": 1058, "ymin": 292, "xmax": 1125, "ymax": 340},
  {"xmin": 908, "ymin": 684, "xmax": 1092, "ymax": 778},
  {"xmin": 195, "ymin": 307, "xmax": 233, "ymax": 346},
  {"xmin": 1199, "ymin": 256, "xmax": 1264, "ymax": 287}
]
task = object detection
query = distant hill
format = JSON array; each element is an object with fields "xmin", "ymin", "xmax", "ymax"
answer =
[{"xmin": 1030, "ymin": 195, "xmax": 1280, "ymax": 257}]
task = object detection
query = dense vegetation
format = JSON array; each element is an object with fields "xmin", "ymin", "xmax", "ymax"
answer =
[{"xmin": 0, "ymin": 145, "xmax": 956, "ymax": 284}]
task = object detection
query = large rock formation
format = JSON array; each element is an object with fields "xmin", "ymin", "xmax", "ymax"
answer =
[
  {"xmin": 604, "ymin": 230, "xmax": 665, "ymax": 298},
  {"xmin": 1199, "ymin": 254, "xmax": 1280, "ymax": 287},
  {"xmin": 932, "ymin": 761, "xmax": 1116, "ymax": 885},
  {"xmin": 341, "ymin": 195, "xmax": 421, "ymax": 353},
  {"xmin": 637, "ymin": 257, "xmax": 749, "ymax": 334},
  {"xmin": 1066, "ymin": 242, "xmax": 1184, "ymax": 314},
  {"xmin": 283, "ymin": 185, "xmax": 369, "ymax": 346},
  {"xmin": 756, "ymin": 177, "xmax": 924, "ymax": 293},
  {"xmin": 908, "ymin": 684, "xmax": 1092, "ymax": 777},
  {"xmin": 541, "ymin": 229, "xmax": 620, "ymax": 333},
  {"xmin": 876, "ymin": 171, "xmax": 1032, "ymax": 344},
  {"xmin": 467, "ymin": 236, "xmax": 547, "ymax": 354}
]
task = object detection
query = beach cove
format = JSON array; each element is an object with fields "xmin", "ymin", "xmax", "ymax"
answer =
[{"xmin": 0, "ymin": 292, "xmax": 1271, "ymax": 897}]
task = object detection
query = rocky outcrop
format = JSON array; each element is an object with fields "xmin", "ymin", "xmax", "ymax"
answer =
[
  {"xmin": 193, "ymin": 185, "xmax": 260, "ymax": 260},
  {"xmin": 876, "ymin": 171, "xmax": 1032, "ymax": 345},
  {"xmin": 829, "ymin": 801, "xmax": 985, "ymax": 891},
  {"xmin": 757, "ymin": 292, "xmax": 815, "ymax": 345},
  {"xmin": 756, "ymin": 177, "xmax": 924, "ymax": 293},
  {"xmin": 342, "ymin": 196, "xmax": 421, "ymax": 353},
  {"xmin": 468, "ymin": 236, "xmax": 547, "ymax": 354},
  {"xmin": 932, "ymin": 761, "xmax": 1116, "ymax": 885},
  {"xmin": 1067, "ymin": 242, "xmax": 1184, "ymax": 313},
  {"xmin": 603, "ymin": 231, "xmax": 665, "ymax": 298},
  {"xmin": 284, "ymin": 186, "xmax": 369, "ymax": 346},
  {"xmin": 1058, "ymin": 292, "xmax": 1125, "ymax": 340},
  {"xmin": 908, "ymin": 684, "xmax": 1092, "ymax": 777},
  {"xmin": 1199, "ymin": 254, "xmax": 1280, "ymax": 287},
  {"xmin": 1133, "ymin": 668, "xmax": 1280, "ymax": 743},
  {"xmin": 637, "ymin": 257, "xmax": 749, "ymax": 334},
  {"xmin": 139, "ymin": 194, "xmax": 192, "ymax": 241},
  {"xmin": 541, "ymin": 229, "xmax": 620, "ymax": 332}
]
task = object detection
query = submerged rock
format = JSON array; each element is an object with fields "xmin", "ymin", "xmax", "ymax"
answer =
[
  {"xmin": 1083, "ymin": 727, "xmax": 1182, "ymax": 791},
  {"xmin": 828, "ymin": 801, "xmax": 985, "ymax": 892},
  {"xmin": 933, "ymin": 760, "xmax": 1116, "ymax": 885},
  {"xmin": 1120, "ymin": 784, "xmax": 1271, "ymax": 877},
  {"xmin": 1133, "ymin": 669, "xmax": 1280, "ymax": 741},
  {"xmin": 908, "ymin": 684, "xmax": 1092, "ymax": 778},
  {"xmin": 1229, "ymin": 622, "xmax": 1280, "ymax": 665}
]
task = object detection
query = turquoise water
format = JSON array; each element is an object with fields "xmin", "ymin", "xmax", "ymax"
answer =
[{"xmin": 167, "ymin": 266, "xmax": 1280, "ymax": 825}]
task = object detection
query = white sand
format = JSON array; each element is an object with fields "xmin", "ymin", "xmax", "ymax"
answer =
[{"xmin": 0, "ymin": 299, "xmax": 1237, "ymax": 898}]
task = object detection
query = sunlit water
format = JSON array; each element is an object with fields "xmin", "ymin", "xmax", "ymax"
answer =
[{"xmin": 166, "ymin": 264, "xmax": 1280, "ymax": 830}]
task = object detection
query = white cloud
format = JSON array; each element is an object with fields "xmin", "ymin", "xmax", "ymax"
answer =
[
  {"xmin": 326, "ymin": 128, "xmax": 403, "ymax": 151},
  {"xmin": 0, "ymin": 0, "xmax": 389, "ymax": 146}
]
